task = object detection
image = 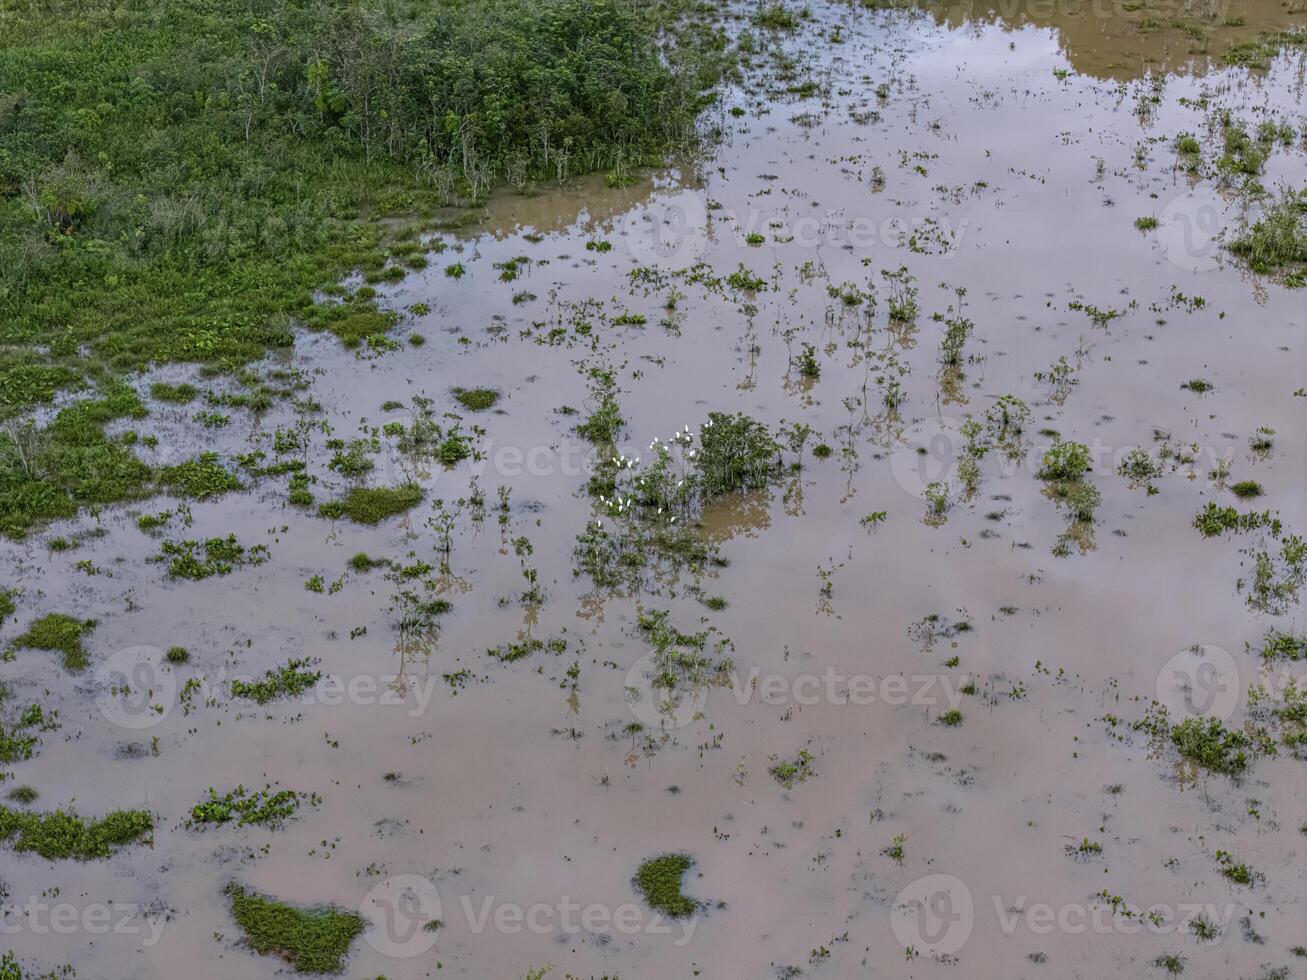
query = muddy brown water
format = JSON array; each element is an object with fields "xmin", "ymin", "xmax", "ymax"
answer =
[{"xmin": 2, "ymin": 3, "xmax": 1305, "ymax": 979}]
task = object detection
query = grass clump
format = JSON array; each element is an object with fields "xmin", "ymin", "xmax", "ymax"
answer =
[
  {"xmin": 696, "ymin": 411, "xmax": 782, "ymax": 497},
  {"xmin": 633, "ymin": 854, "xmax": 699, "ymax": 919},
  {"xmin": 452, "ymin": 387, "xmax": 500, "ymax": 411},
  {"xmin": 1230, "ymin": 480, "xmax": 1263, "ymax": 499},
  {"xmin": 318, "ymin": 483, "xmax": 422, "ymax": 524},
  {"xmin": 1228, "ymin": 189, "xmax": 1307, "ymax": 274},
  {"xmin": 150, "ymin": 382, "xmax": 198, "ymax": 404},
  {"xmin": 0, "ymin": 805, "xmax": 152, "ymax": 860},
  {"xmin": 11, "ymin": 614, "xmax": 95, "ymax": 671},
  {"xmin": 1170, "ymin": 716, "xmax": 1254, "ymax": 774},
  {"xmin": 230, "ymin": 659, "xmax": 322, "ymax": 705},
  {"xmin": 0, "ymin": 589, "xmax": 15, "ymax": 625},
  {"xmin": 225, "ymin": 883, "xmax": 364, "ymax": 974},
  {"xmin": 937, "ymin": 709, "xmax": 964, "ymax": 726},
  {"xmin": 1259, "ymin": 628, "xmax": 1306, "ymax": 661}
]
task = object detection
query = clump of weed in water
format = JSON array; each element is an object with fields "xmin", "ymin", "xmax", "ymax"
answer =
[
  {"xmin": 230, "ymin": 659, "xmax": 322, "ymax": 705},
  {"xmin": 318, "ymin": 484, "xmax": 423, "ymax": 524},
  {"xmin": 0, "ymin": 804, "xmax": 152, "ymax": 860},
  {"xmin": 1170, "ymin": 716, "xmax": 1258, "ymax": 774},
  {"xmin": 225, "ymin": 882, "xmax": 364, "ymax": 974},
  {"xmin": 452, "ymin": 387, "xmax": 499, "ymax": 411},
  {"xmin": 155, "ymin": 535, "xmax": 269, "ymax": 580},
  {"xmin": 1038, "ymin": 440, "xmax": 1092, "ymax": 481},
  {"xmin": 1227, "ymin": 188, "xmax": 1306, "ymax": 273},
  {"xmin": 633, "ymin": 854, "xmax": 699, "ymax": 918},
  {"xmin": 1230, "ymin": 480, "xmax": 1263, "ymax": 498},
  {"xmin": 189, "ymin": 785, "xmax": 305, "ymax": 829},
  {"xmin": 770, "ymin": 748, "xmax": 815, "ymax": 788},
  {"xmin": 11, "ymin": 613, "xmax": 95, "ymax": 671}
]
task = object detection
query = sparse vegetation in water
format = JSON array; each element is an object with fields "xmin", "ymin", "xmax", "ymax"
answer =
[
  {"xmin": 0, "ymin": 805, "xmax": 152, "ymax": 860},
  {"xmin": 633, "ymin": 853, "xmax": 699, "ymax": 919},
  {"xmin": 937, "ymin": 709, "xmax": 964, "ymax": 726},
  {"xmin": 1228, "ymin": 191, "xmax": 1306, "ymax": 274},
  {"xmin": 225, "ymin": 883, "xmax": 364, "ymax": 974},
  {"xmin": 230, "ymin": 659, "xmax": 322, "ymax": 705},
  {"xmin": 11, "ymin": 614, "xmax": 95, "ymax": 671},
  {"xmin": 156, "ymin": 535, "xmax": 270, "ymax": 580},
  {"xmin": 770, "ymin": 748, "xmax": 815, "ymax": 788},
  {"xmin": 1230, "ymin": 480, "xmax": 1263, "ymax": 499},
  {"xmin": 189, "ymin": 785, "xmax": 305, "ymax": 829},
  {"xmin": 318, "ymin": 484, "xmax": 423, "ymax": 524}
]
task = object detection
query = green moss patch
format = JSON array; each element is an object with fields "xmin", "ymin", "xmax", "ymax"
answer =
[
  {"xmin": 11, "ymin": 613, "xmax": 95, "ymax": 671},
  {"xmin": 634, "ymin": 853, "xmax": 699, "ymax": 918},
  {"xmin": 318, "ymin": 484, "xmax": 422, "ymax": 524},
  {"xmin": 225, "ymin": 883, "xmax": 364, "ymax": 974},
  {"xmin": 0, "ymin": 804, "xmax": 153, "ymax": 860},
  {"xmin": 452, "ymin": 387, "xmax": 500, "ymax": 411}
]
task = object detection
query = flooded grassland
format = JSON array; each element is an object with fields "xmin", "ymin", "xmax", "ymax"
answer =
[{"xmin": 1, "ymin": 2, "xmax": 1306, "ymax": 979}]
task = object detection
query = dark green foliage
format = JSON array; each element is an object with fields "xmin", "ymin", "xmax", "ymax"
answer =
[
  {"xmin": 225, "ymin": 883, "xmax": 364, "ymax": 974},
  {"xmin": 633, "ymin": 853, "xmax": 698, "ymax": 918},
  {"xmin": 0, "ymin": 805, "xmax": 152, "ymax": 860},
  {"xmin": 318, "ymin": 483, "xmax": 422, "ymax": 524},
  {"xmin": 1230, "ymin": 480, "xmax": 1263, "ymax": 499},
  {"xmin": 165, "ymin": 646, "xmax": 190, "ymax": 664},
  {"xmin": 11, "ymin": 614, "xmax": 95, "ymax": 671},
  {"xmin": 230, "ymin": 659, "xmax": 322, "ymax": 705},
  {"xmin": 696, "ymin": 412, "xmax": 781, "ymax": 496},
  {"xmin": 0, "ymin": 590, "xmax": 13, "ymax": 625},
  {"xmin": 0, "ymin": 0, "xmax": 720, "ymax": 422}
]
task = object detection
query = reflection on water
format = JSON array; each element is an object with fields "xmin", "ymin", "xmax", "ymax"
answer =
[{"xmin": 917, "ymin": 0, "xmax": 1305, "ymax": 78}]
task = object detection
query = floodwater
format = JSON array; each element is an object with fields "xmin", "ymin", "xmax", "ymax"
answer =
[{"xmin": 2, "ymin": 3, "xmax": 1305, "ymax": 979}]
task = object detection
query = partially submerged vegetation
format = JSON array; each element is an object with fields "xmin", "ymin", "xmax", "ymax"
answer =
[
  {"xmin": 0, "ymin": 804, "xmax": 152, "ymax": 860},
  {"xmin": 225, "ymin": 883, "xmax": 364, "ymax": 974},
  {"xmin": 633, "ymin": 853, "xmax": 699, "ymax": 918},
  {"xmin": 318, "ymin": 483, "xmax": 423, "ymax": 524},
  {"xmin": 10, "ymin": 613, "xmax": 95, "ymax": 671}
]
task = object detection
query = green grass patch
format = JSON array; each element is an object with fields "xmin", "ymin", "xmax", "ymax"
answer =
[
  {"xmin": 11, "ymin": 613, "xmax": 95, "ymax": 671},
  {"xmin": 225, "ymin": 883, "xmax": 364, "ymax": 974},
  {"xmin": 633, "ymin": 853, "xmax": 699, "ymax": 919},
  {"xmin": 452, "ymin": 387, "xmax": 500, "ymax": 411},
  {"xmin": 0, "ymin": 804, "xmax": 152, "ymax": 860},
  {"xmin": 318, "ymin": 483, "xmax": 422, "ymax": 524},
  {"xmin": 190, "ymin": 785, "xmax": 302, "ymax": 828}
]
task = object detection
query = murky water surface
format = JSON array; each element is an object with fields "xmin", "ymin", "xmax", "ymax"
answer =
[{"xmin": 3, "ymin": 3, "xmax": 1305, "ymax": 978}]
